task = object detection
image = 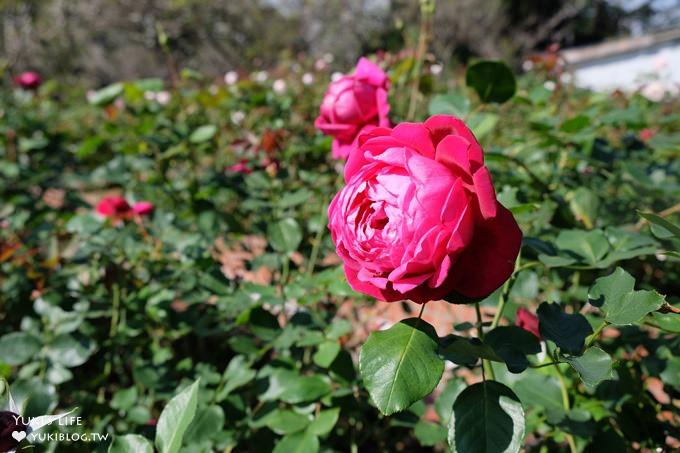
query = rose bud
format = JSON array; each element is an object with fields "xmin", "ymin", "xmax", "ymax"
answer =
[
  {"xmin": 13, "ymin": 71, "xmax": 42, "ymax": 90},
  {"xmin": 96, "ymin": 196, "xmax": 132, "ymax": 219},
  {"xmin": 132, "ymin": 201, "xmax": 155, "ymax": 216},
  {"xmin": 328, "ymin": 115, "xmax": 522, "ymax": 303},
  {"xmin": 315, "ymin": 57, "xmax": 390, "ymax": 159},
  {"xmin": 0, "ymin": 411, "xmax": 28, "ymax": 452},
  {"xmin": 515, "ymin": 307, "xmax": 541, "ymax": 339}
]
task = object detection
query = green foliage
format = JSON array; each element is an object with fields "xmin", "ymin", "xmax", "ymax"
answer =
[
  {"xmin": 0, "ymin": 55, "xmax": 678, "ymax": 452},
  {"xmin": 155, "ymin": 379, "xmax": 200, "ymax": 453},
  {"xmin": 465, "ymin": 61, "xmax": 517, "ymax": 103},
  {"xmin": 360, "ymin": 318, "xmax": 444, "ymax": 415},
  {"xmin": 448, "ymin": 381, "xmax": 525, "ymax": 453},
  {"xmin": 537, "ymin": 302, "xmax": 593, "ymax": 354},
  {"xmin": 589, "ymin": 267, "xmax": 665, "ymax": 325}
]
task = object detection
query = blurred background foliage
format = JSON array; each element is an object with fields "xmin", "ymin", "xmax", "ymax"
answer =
[{"xmin": 1, "ymin": 0, "xmax": 679, "ymax": 85}]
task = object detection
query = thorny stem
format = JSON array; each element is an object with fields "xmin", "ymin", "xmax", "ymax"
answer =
[
  {"xmin": 407, "ymin": 0, "xmax": 434, "ymax": 119},
  {"xmin": 491, "ymin": 253, "xmax": 521, "ymax": 329},
  {"xmin": 109, "ymin": 282, "xmax": 121, "ymax": 338},
  {"xmin": 476, "ymin": 302, "xmax": 496, "ymax": 380},
  {"xmin": 550, "ymin": 346, "xmax": 577, "ymax": 453}
]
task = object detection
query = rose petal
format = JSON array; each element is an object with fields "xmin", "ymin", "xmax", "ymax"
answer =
[
  {"xmin": 472, "ymin": 166, "xmax": 498, "ymax": 219},
  {"xmin": 392, "ymin": 123, "xmax": 435, "ymax": 158},
  {"xmin": 449, "ymin": 203, "xmax": 522, "ymax": 298}
]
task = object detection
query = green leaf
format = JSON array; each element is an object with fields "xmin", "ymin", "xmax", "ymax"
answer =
[
  {"xmin": 537, "ymin": 302, "xmax": 593, "ymax": 354},
  {"xmin": 183, "ymin": 405, "xmax": 225, "ymax": 442},
  {"xmin": 247, "ymin": 306, "xmax": 281, "ymax": 340},
  {"xmin": 560, "ymin": 115, "xmax": 591, "ymax": 133},
  {"xmin": 588, "ymin": 267, "xmax": 665, "ymax": 325},
  {"xmin": 111, "ymin": 387, "xmax": 138, "ymax": 411},
  {"xmin": 46, "ymin": 334, "xmax": 94, "ymax": 368},
  {"xmin": 308, "ymin": 408, "xmax": 340, "ymax": 436},
  {"xmin": 598, "ymin": 228, "xmax": 657, "ymax": 267},
  {"xmin": 217, "ymin": 355, "xmax": 256, "ymax": 400},
  {"xmin": 513, "ymin": 374, "xmax": 565, "ymax": 424},
  {"xmin": 567, "ymin": 187, "xmax": 599, "ymax": 229},
  {"xmin": 555, "ymin": 229, "xmax": 609, "ymax": 266},
  {"xmin": 0, "ymin": 332, "xmax": 41, "ymax": 365},
  {"xmin": 313, "ymin": 341, "xmax": 341, "ymax": 368},
  {"xmin": 428, "ymin": 93, "xmax": 470, "ymax": 117},
  {"xmin": 88, "ymin": 83, "xmax": 124, "ymax": 106},
  {"xmin": 562, "ymin": 347, "xmax": 613, "ymax": 390},
  {"xmin": 189, "ymin": 125, "xmax": 217, "ymax": 143},
  {"xmin": 155, "ymin": 379, "xmax": 200, "ymax": 453},
  {"xmin": 132, "ymin": 78, "xmax": 164, "ymax": 92},
  {"xmin": 360, "ymin": 318, "xmax": 444, "ymax": 415},
  {"xmin": 639, "ymin": 212, "xmax": 680, "ymax": 240},
  {"xmin": 435, "ymin": 378, "xmax": 465, "ymax": 424},
  {"xmin": 273, "ymin": 430, "xmax": 319, "ymax": 453},
  {"xmin": 467, "ymin": 113, "xmax": 499, "ymax": 139},
  {"xmin": 108, "ymin": 434, "xmax": 153, "ymax": 453},
  {"xmin": 485, "ymin": 326, "xmax": 541, "ymax": 373},
  {"xmin": 660, "ymin": 357, "xmax": 680, "ymax": 390},
  {"xmin": 646, "ymin": 312, "xmax": 680, "ymax": 333},
  {"xmin": 268, "ymin": 218, "xmax": 303, "ymax": 253},
  {"xmin": 448, "ymin": 380, "xmax": 525, "ymax": 453},
  {"xmin": 261, "ymin": 409, "xmax": 310, "ymax": 435},
  {"xmin": 439, "ymin": 335, "xmax": 501, "ymax": 366},
  {"xmin": 465, "ymin": 61, "xmax": 516, "ymax": 103},
  {"xmin": 414, "ymin": 420, "xmax": 448, "ymax": 446},
  {"xmin": 279, "ymin": 375, "xmax": 332, "ymax": 404}
]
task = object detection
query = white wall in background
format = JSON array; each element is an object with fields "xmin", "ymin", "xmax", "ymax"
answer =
[{"xmin": 570, "ymin": 41, "xmax": 680, "ymax": 94}]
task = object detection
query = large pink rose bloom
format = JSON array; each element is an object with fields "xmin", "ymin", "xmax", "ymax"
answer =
[
  {"xmin": 328, "ymin": 115, "xmax": 522, "ymax": 303},
  {"xmin": 315, "ymin": 58, "xmax": 390, "ymax": 159}
]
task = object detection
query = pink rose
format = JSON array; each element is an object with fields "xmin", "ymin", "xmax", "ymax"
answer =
[
  {"xmin": 327, "ymin": 115, "xmax": 522, "ymax": 303},
  {"xmin": 639, "ymin": 128, "xmax": 656, "ymax": 141},
  {"xmin": 96, "ymin": 196, "xmax": 131, "ymax": 219},
  {"xmin": 132, "ymin": 201, "xmax": 155, "ymax": 216},
  {"xmin": 315, "ymin": 58, "xmax": 390, "ymax": 159},
  {"xmin": 515, "ymin": 307, "xmax": 541, "ymax": 339},
  {"xmin": 14, "ymin": 71, "xmax": 42, "ymax": 90},
  {"xmin": 225, "ymin": 159, "xmax": 252, "ymax": 175}
]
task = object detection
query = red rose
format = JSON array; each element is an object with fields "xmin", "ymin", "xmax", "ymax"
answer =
[
  {"xmin": 515, "ymin": 307, "xmax": 541, "ymax": 339},
  {"xmin": 13, "ymin": 71, "xmax": 42, "ymax": 90},
  {"xmin": 96, "ymin": 196, "xmax": 132, "ymax": 219},
  {"xmin": 328, "ymin": 115, "xmax": 522, "ymax": 303},
  {"xmin": 315, "ymin": 58, "xmax": 390, "ymax": 159}
]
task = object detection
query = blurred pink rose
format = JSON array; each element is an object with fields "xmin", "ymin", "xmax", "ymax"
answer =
[
  {"xmin": 515, "ymin": 307, "xmax": 541, "ymax": 339},
  {"xmin": 226, "ymin": 159, "xmax": 252, "ymax": 175},
  {"xmin": 132, "ymin": 201, "xmax": 155, "ymax": 216},
  {"xmin": 96, "ymin": 196, "xmax": 131, "ymax": 219},
  {"xmin": 328, "ymin": 115, "xmax": 522, "ymax": 303},
  {"xmin": 315, "ymin": 57, "xmax": 390, "ymax": 159},
  {"xmin": 14, "ymin": 71, "xmax": 42, "ymax": 90},
  {"xmin": 639, "ymin": 128, "xmax": 656, "ymax": 141}
]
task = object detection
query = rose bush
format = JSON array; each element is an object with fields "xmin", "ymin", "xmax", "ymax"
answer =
[
  {"xmin": 328, "ymin": 115, "xmax": 522, "ymax": 303},
  {"xmin": 0, "ymin": 52, "xmax": 678, "ymax": 453},
  {"xmin": 314, "ymin": 57, "xmax": 390, "ymax": 159}
]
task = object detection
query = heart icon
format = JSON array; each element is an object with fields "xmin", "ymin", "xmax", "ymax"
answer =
[{"xmin": 12, "ymin": 430, "xmax": 27, "ymax": 442}]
